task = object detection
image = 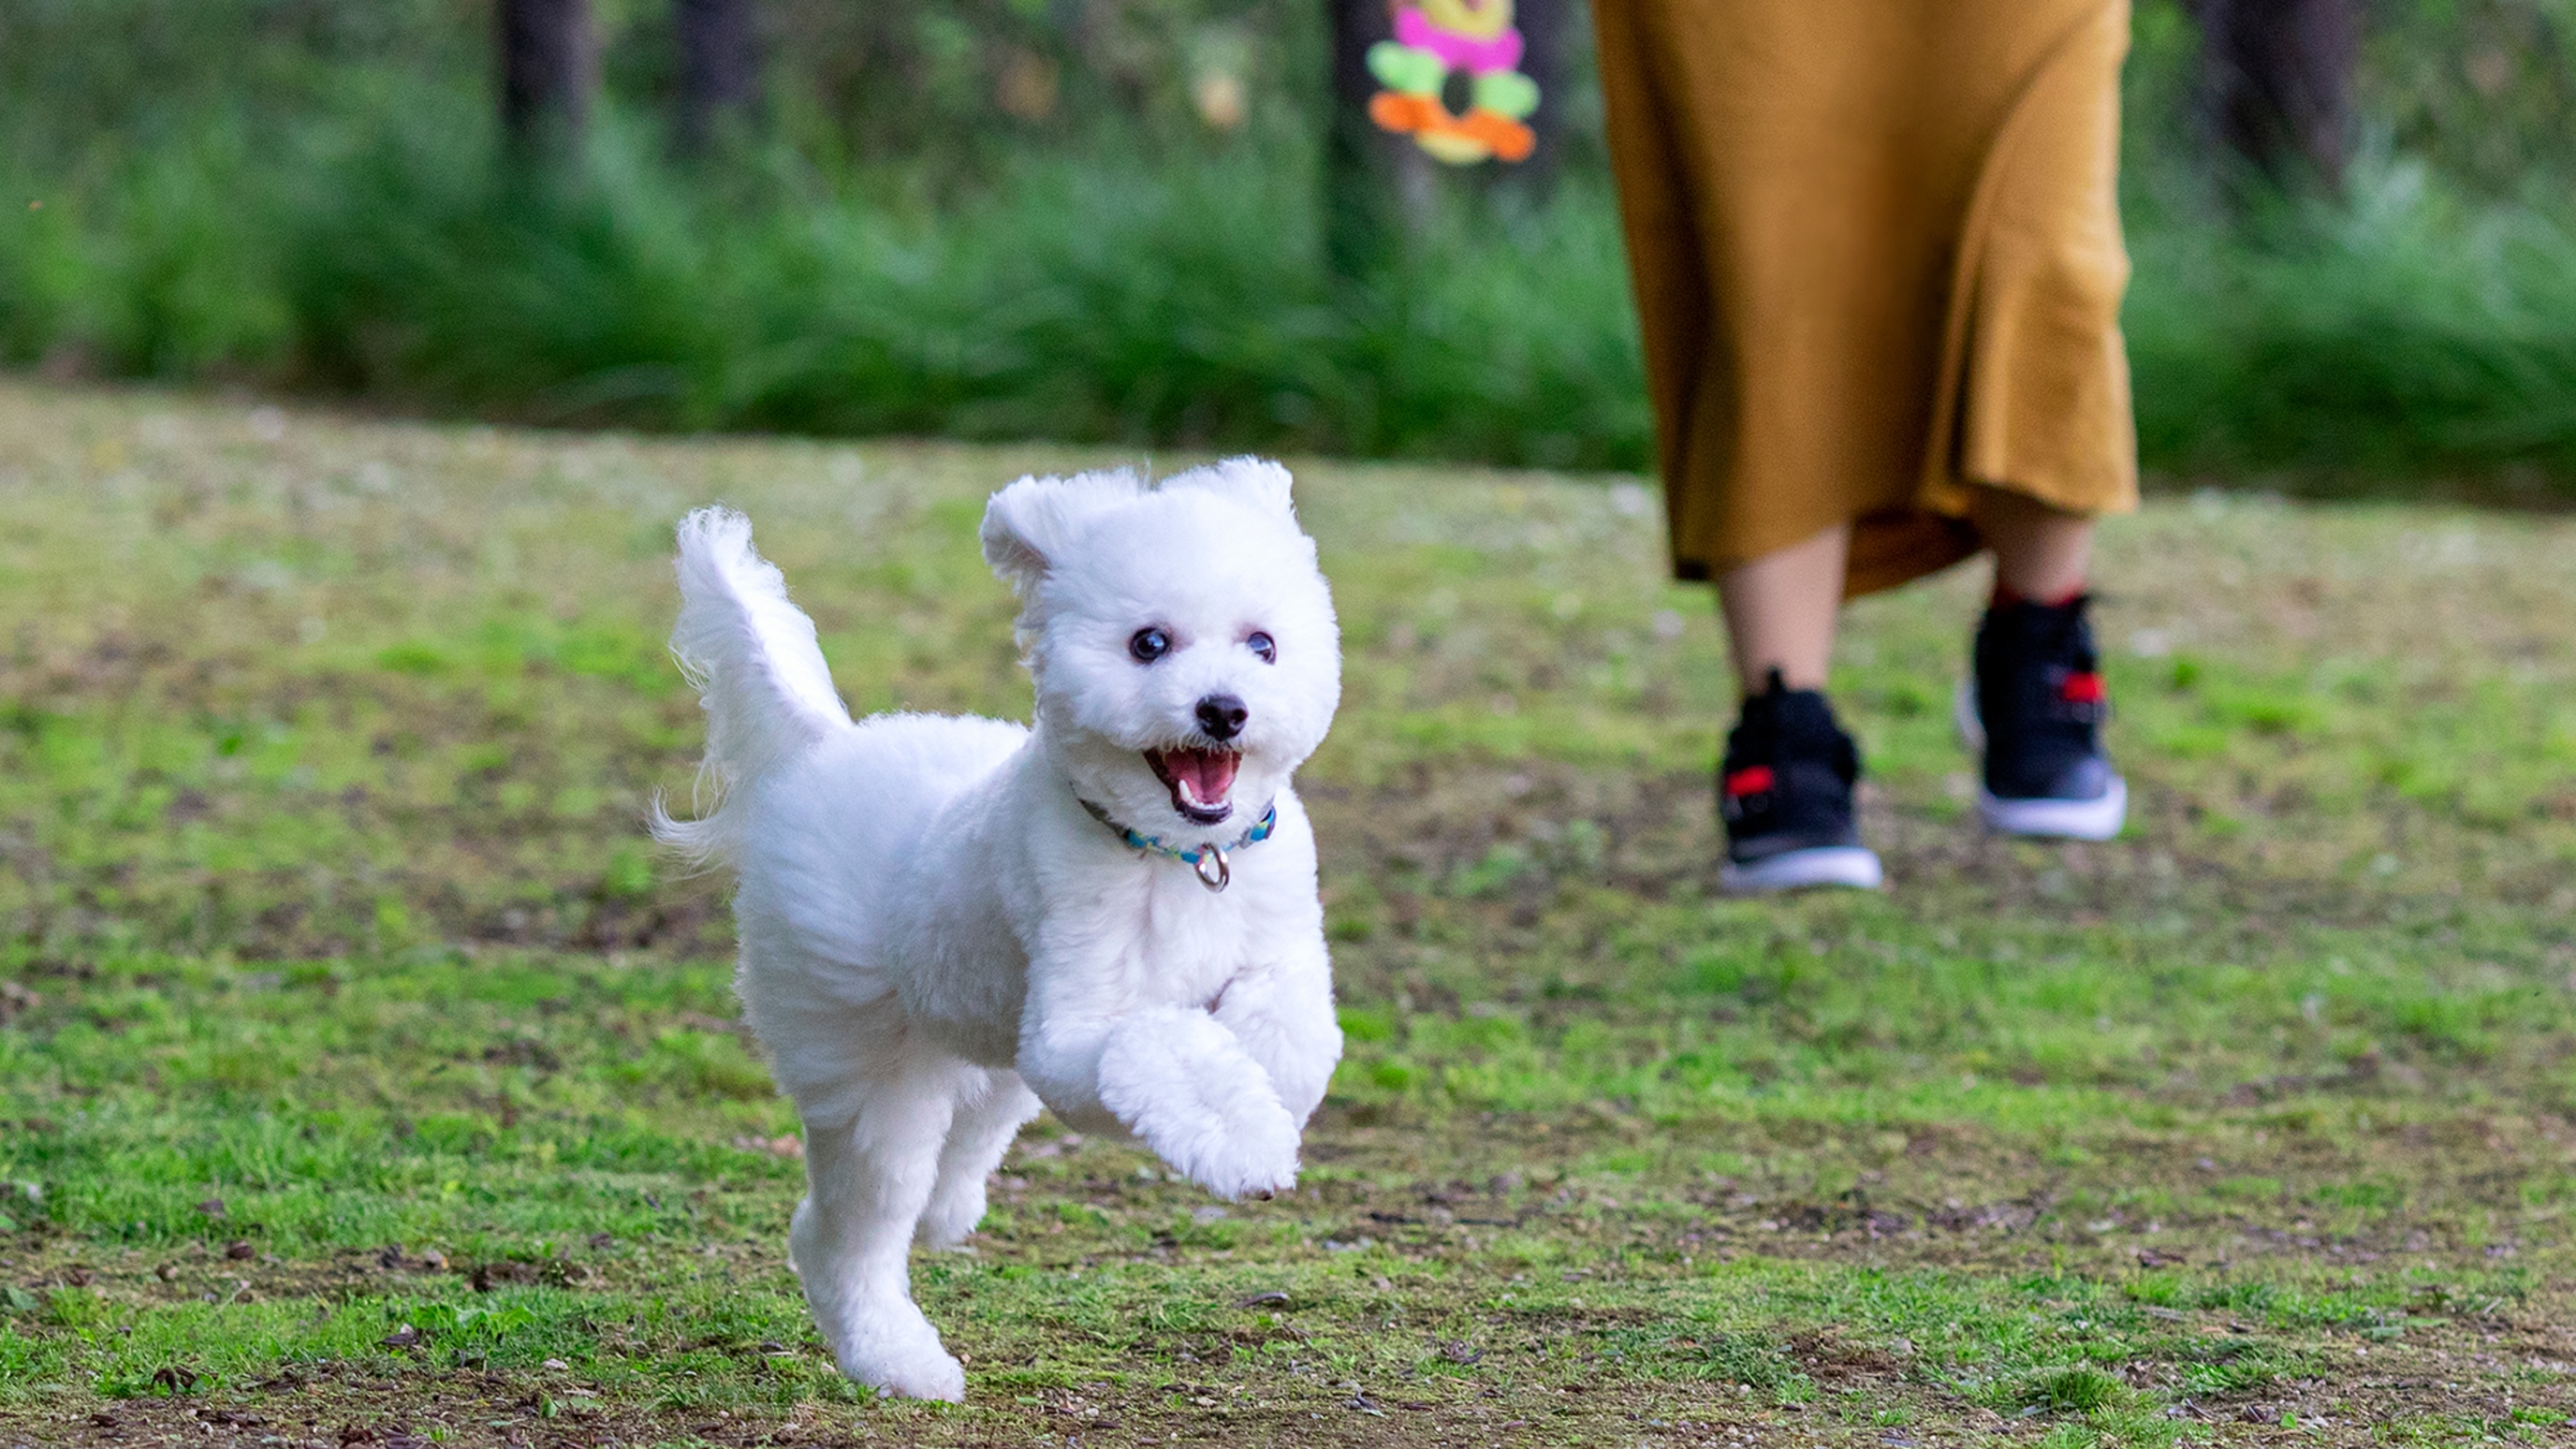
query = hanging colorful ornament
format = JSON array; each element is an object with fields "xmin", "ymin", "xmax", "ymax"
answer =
[{"xmin": 1366, "ymin": 0, "xmax": 1540, "ymax": 166}]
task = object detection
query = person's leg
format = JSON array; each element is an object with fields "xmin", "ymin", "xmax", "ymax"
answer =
[
  {"xmin": 1715, "ymin": 522, "xmax": 1850, "ymax": 694},
  {"xmin": 1967, "ymin": 485, "xmax": 2092, "ymax": 601},
  {"xmin": 1961, "ymin": 486, "xmax": 2125, "ymax": 839},
  {"xmin": 1711, "ymin": 523, "xmax": 1878, "ymax": 891}
]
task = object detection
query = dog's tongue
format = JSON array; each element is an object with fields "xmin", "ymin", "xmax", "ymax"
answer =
[{"xmin": 1155, "ymin": 747, "xmax": 1239, "ymax": 812}]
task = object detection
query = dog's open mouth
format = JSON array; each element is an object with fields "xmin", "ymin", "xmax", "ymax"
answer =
[{"xmin": 1145, "ymin": 747, "xmax": 1240, "ymax": 826}]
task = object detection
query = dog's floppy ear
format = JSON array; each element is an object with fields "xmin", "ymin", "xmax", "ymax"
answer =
[
  {"xmin": 1158, "ymin": 456, "xmax": 1296, "ymax": 521},
  {"xmin": 980, "ymin": 469, "xmax": 1143, "ymax": 593}
]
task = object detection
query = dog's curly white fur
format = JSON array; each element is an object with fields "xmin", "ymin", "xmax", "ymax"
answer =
[{"xmin": 653, "ymin": 461, "xmax": 1344, "ymax": 1401}]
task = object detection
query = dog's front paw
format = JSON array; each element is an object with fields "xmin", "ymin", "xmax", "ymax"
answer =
[
  {"xmin": 1096, "ymin": 1009, "xmax": 1302, "ymax": 1201},
  {"xmin": 1179, "ymin": 1099, "xmax": 1301, "ymax": 1201}
]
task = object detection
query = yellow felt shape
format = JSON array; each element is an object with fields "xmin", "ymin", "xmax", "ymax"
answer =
[{"xmin": 1422, "ymin": 0, "xmax": 1514, "ymax": 42}]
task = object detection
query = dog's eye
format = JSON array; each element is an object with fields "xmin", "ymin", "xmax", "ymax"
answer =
[
  {"xmin": 1247, "ymin": 631, "xmax": 1276, "ymax": 664},
  {"xmin": 1129, "ymin": 627, "xmax": 1171, "ymax": 664}
]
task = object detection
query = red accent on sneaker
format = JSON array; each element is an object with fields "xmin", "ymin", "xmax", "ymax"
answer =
[
  {"xmin": 2059, "ymin": 671, "xmax": 2107, "ymax": 704},
  {"xmin": 1721, "ymin": 766, "xmax": 1776, "ymax": 798}
]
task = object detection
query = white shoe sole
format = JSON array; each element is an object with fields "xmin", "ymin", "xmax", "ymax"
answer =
[
  {"xmin": 1721, "ymin": 845, "xmax": 1884, "ymax": 894},
  {"xmin": 1954, "ymin": 680, "xmax": 2129, "ymax": 840},
  {"xmin": 1977, "ymin": 777, "xmax": 2128, "ymax": 840}
]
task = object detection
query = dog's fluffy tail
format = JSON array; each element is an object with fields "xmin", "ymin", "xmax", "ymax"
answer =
[{"xmin": 651, "ymin": 507, "xmax": 851, "ymax": 864}]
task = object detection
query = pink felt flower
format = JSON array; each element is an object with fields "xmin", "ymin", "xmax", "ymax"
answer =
[{"xmin": 1396, "ymin": 6, "xmax": 1523, "ymax": 75}]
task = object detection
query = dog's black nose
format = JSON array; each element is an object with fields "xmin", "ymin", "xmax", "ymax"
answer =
[{"xmin": 1195, "ymin": 693, "xmax": 1249, "ymax": 742}]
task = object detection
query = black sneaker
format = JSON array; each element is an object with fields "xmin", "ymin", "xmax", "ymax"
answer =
[
  {"xmin": 1955, "ymin": 593, "xmax": 2129, "ymax": 840},
  {"xmin": 1718, "ymin": 669, "xmax": 1883, "ymax": 892}
]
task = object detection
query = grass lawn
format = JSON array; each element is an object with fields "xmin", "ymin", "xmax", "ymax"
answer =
[{"xmin": 0, "ymin": 380, "xmax": 2572, "ymax": 1447}]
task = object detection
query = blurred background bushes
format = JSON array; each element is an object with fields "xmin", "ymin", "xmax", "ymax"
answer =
[{"xmin": 4, "ymin": 0, "xmax": 2576, "ymax": 489}]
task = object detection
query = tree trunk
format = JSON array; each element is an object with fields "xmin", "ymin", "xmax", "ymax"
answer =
[
  {"xmin": 1325, "ymin": 0, "xmax": 1432, "ymax": 278},
  {"xmin": 1507, "ymin": 0, "xmax": 1573, "ymax": 195},
  {"xmin": 2195, "ymin": 0, "xmax": 2359, "ymax": 189},
  {"xmin": 675, "ymin": 0, "xmax": 759, "ymax": 155},
  {"xmin": 499, "ymin": 0, "xmax": 596, "ymax": 151}
]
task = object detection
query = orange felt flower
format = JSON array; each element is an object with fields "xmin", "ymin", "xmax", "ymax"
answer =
[
  {"xmin": 1451, "ymin": 108, "xmax": 1536, "ymax": 162},
  {"xmin": 1368, "ymin": 90, "xmax": 1444, "ymax": 136}
]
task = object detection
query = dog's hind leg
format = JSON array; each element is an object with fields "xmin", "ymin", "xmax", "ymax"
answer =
[
  {"xmin": 918, "ymin": 1068, "xmax": 1041, "ymax": 1249},
  {"xmin": 790, "ymin": 1057, "xmax": 975, "ymax": 1401}
]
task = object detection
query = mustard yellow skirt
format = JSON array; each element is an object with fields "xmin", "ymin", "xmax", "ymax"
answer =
[{"xmin": 1593, "ymin": 0, "xmax": 2140, "ymax": 597}]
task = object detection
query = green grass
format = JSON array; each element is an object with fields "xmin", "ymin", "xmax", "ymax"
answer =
[{"xmin": 1, "ymin": 381, "xmax": 2574, "ymax": 1445}]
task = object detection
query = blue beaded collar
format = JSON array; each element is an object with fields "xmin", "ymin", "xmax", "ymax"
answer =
[{"xmin": 1078, "ymin": 797, "xmax": 1278, "ymax": 893}]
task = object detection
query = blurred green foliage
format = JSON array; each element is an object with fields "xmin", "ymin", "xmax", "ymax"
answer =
[
  {"xmin": 0, "ymin": 0, "xmax": 1344, "ymax": 175},
  {"xmin": 2362, "ymin": 0, "xmax": 2576, "ymax": 198},
  {"xmin": 7, "ymin": 0, "xmax": 2576, "ymax": 484}
]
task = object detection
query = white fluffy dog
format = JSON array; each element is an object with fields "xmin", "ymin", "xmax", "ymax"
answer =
[{"xmin": 652, "ymin": 460, "xmax": 1345, "ymax": 1401}]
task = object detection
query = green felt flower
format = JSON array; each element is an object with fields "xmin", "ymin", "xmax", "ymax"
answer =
[
  {"xmin": 1472, "ymin": 68, "xmax": 1540, "ymax": 119},
  {"xmin": 1367, "ymin": 40, "xmax": 1446, "ymax": 95}
]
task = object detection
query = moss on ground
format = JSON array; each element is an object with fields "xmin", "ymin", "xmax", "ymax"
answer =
[{"xmin": 0, "ymin": 381, "xmax": 2571, "ymax": 1446}]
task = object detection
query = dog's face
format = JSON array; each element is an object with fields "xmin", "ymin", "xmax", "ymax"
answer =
[{"xmin": 982, "ymin": 460, "xmax": 1341, "ymax": 840}]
